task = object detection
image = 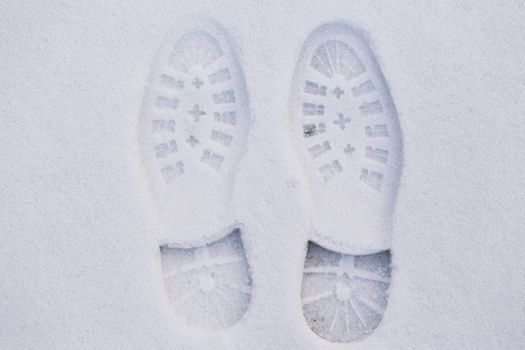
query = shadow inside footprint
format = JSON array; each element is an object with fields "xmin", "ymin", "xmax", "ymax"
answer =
[
  {"xmin": 301, "ymin": 241, "xmax": 391, "ymax": 342},
  {"xmin": 160, "ymin": 229, "xmax": 252, "ymax": 330}
]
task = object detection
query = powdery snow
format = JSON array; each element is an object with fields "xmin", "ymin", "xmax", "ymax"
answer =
[{"xmin": 1, "ymin": 1, "xmax": 525, "ymax": 349}]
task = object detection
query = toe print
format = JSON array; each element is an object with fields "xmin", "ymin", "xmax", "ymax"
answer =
[
  {"xmin": 292, "ymin": 32, "xmax": 401, "ymax": 188},
  {"xmin": 142, "ymin": 24, "xmax": 250, "ymax": 185}
]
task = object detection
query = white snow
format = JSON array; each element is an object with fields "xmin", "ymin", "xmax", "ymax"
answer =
[{"xmin": 1, "ymin": 1, "xmax": 525, "ymax": 349}]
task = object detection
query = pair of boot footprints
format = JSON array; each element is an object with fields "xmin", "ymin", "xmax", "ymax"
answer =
[{"xmin": 139, "ymin": 19, "xmax": 402, "ymax": 343}]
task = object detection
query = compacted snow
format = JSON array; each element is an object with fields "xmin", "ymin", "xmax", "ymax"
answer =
[{"xmin": 1, "ymin": 1, "xmax": 525, "ymax": 349}]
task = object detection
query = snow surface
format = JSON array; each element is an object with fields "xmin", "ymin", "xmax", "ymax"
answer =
[{"xmin": 1, "ymin": 1, "xmax": 525, "ymax": 349}]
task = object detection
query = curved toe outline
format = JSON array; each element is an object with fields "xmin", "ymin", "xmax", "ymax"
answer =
[
  {"xmin": 139, "ymin": 19, "xmax": 252, "ymax": 247},
  {"xmin": 289, "ymin": 21, "xmax": 403, "ymax": 255}
]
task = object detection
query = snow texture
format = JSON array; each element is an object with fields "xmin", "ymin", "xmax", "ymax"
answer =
[{"xmin": 1, "ymin": 1, "xmax": 525, "ymax": 349}]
